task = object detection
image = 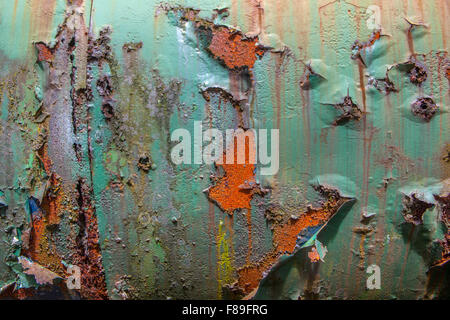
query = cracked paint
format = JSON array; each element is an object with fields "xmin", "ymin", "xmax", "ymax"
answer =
[{"xmin": 0, "ymin": 0, "xmax": 449, "ymax": 300}]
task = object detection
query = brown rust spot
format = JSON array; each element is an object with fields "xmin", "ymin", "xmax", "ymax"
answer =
[
  {"xmin": 88, "ymin": 26, "xmax": 112, "ymax": 63},
  {"xmin": 408, "ymin": 63, "xmax": 427, "ymax": 85},
  {"xmin": 236, "ymin": 185, "xmax": 352, "ymax": 295},
  {"xmin": 162, "ymin": 5, "xmax": 267, "ymax": 70},
  {"xmin": 101, "ymin": 99, "xmax": 115, "ymax": 120},
  {"xmin": 352, "ymin": 226, "xmax": 374, "ymax": 235},
  {"xmin": 435, "ymin": 194, "xmax": 449, "ymax": 226},
  {"xmin": 331, "ymin": 94, "xmax": 363, "ymax": 126},
  {"xmin": 351, "ymin": 29, "xmax": 382, "ymax": 66},
  {"xmin": 401, "ymin": 193, "xmax": 435, "ymax": 225},
  {"xmin": 411, "ymin": 97, "xmax": 438, "ymax": 122},
  {"xmin": 433, "ymin": 234, "xmax": 450, "ymax": 267},
  {"xmin": 395, "ymin": 55, "xmax": 428, "ymax": 86},
  {"xmin": 137, "ymin": 154, "xmax": 153, "ymax": 172},
  {"xmin": 208, "ymin": 27, "xmax": 265, "ymax": 70},
  {"xmin": 443, "ymin": 147, "xmax": 450, "ymax": 163}
]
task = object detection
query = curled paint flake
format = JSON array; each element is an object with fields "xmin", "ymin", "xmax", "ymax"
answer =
[
  {"xmin": 410, "ymin": 97, "xmax": 439, "ymax": 122},
  {"xmin": 18, "ymin": 256, "xmax": 62, "ymax": 286},
  {"xmin": 401, "ymin": 193, "xmax": 435, "ymax": 225}
]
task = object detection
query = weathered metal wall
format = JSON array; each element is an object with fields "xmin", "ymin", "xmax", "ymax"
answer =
[{"xmin": 0, "ymin": 0, "xmax": 448, "ymax": 299}]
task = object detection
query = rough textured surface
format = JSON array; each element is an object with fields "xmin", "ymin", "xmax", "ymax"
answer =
[{"xmin": 0, "ymin": 0, "xmax": 449, "ymax": 300}]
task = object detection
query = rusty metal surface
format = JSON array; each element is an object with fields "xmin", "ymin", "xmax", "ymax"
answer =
[{"xmin": 0, "ymin": 0, "xmax": 448, "ymax": 300}]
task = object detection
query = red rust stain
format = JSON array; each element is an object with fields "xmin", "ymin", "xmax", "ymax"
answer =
[
  {"xmin": 433, "ymin": 194, "xmax": 450, "ymax": 267},
  {"xmin": 405, "ymin": 19, "xmax": 417, "ymax": 55},
  {"xmin": 308, "ymin": 247, "xmax": 320, "ymax": 262},
  {"xmin": 433, "ymin": 233, "xmax": 450, "ymax": 267},
  {"xmin": 12, "ymin": 0, "xmax": 18, "ymax": 26},
  {"xmin": 35, "ymin": 42, "xmax": 54, "ymax": 63},
  {"xmin": 207, "ymin": 132, "xmax": 256, "ymax": 213},
  {"xmin": 68, "ymin": 0, "xmax": 85, "ymax": 6},
  {"xmin": 41, "ymin": 173, "xmax": 63, "ymax": 225},
  {"xmin": 208, "ymin": 28, "xmax": 265, "ymax": 70}
]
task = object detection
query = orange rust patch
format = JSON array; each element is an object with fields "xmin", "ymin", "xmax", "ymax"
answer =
[
  {"xmin": 36, "ymin": 143, "xmax": 52, "ymax": 175},
  {"xmin": 351, "ymin": 29, "xmax": 382, "ymax": 65},
  {"xmin": 308, "ymin": 247, "xmax": 320, "ymax": 262},
  {"xmin": 236, "ymin": 191, "xmax": 349, "ymax": 295},
  {"xmin": 35, "ymin": 42, "xmax": 53, "ymax": 63},
  {"xmin": 208, "ymin": 28, "xmax": 265, "ymax": 70},
  {"xmin": 432, "ymin": 194, "xmax": 450, "ymax": 268},
  {"xmin": 237, "ymin": 251, "xmax": 279, "ymax": 294},
  {"xmin": 68, "ymin": 0, "xmax": 84, "ymax": 6},
  {"xmin": 236, "ymin": 207, "xmax": 332, "ymax": 294},
  {"xmin": 208, "ymin": 132, "xmax": 257, "ymax": 213},
  {"xmin": 272, "ymin": 207, "xmax": 332, "ymax": 253},
  {"xmin": 357, "ymin": 29, "xmax": 382, "ymax": 51}
]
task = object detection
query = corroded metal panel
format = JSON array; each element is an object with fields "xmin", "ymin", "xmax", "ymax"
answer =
[{"xmin": 0, "ymin": 0, "xmax": 448, "ymax": 300}]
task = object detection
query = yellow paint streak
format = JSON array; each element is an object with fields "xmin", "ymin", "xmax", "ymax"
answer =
[{"xmin": 216, "ymin": 220, "xmax": 234, "ymax": 299}]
